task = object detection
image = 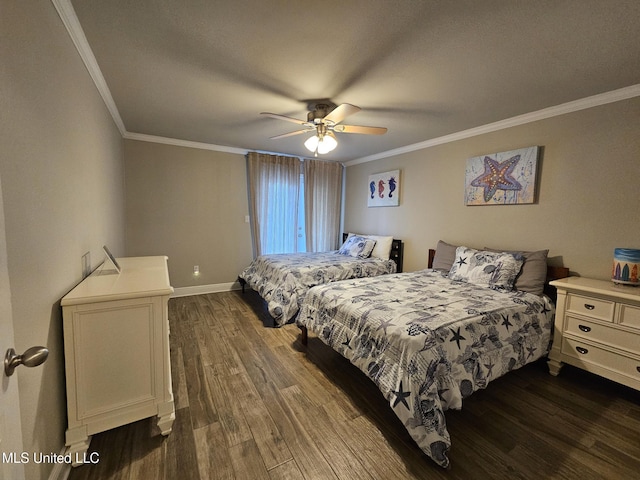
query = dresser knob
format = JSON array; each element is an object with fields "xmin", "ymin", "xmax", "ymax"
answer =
[
  {"xmin": 637, "ymin": 366, "xmax": 640, "ymax": 374},
  {"xmin": 578, "ymin": 325, "xmax": 591, "ymax": 333},
  {"xmin": 584, "ymin": 304, "xmax": 595, "ymax": 310},
  {"xmin": 575, "ymin": 346, "xmax": 589, "ymax": 355}
]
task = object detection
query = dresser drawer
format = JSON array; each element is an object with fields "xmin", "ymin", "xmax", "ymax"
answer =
[
  {"xmin": 619, "ymin": 303, "xmax": 640, "ymax": 330},
  {"xmin": 566, "ymin": 293, "xmax": 614, "ymax": 322},
  {"xmin": 565, "ymin": 315, "xmax": 640, "ymax": 355},
  {"xmin": 561, "ymin": 337, "xmax": 640, "ymax": 381}
]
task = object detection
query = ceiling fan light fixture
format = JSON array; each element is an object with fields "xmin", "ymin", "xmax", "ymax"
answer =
[
  {"xmin": 304, "ymin": 134, "xmax": 319, "ymax": 152},
  {"xmin": 305, "ymin": 132, "xmax": 337, "ymax": 155},
  {"xmin": 263, "ymin": 102, "xmax": 385, "ymax": 155},
  {"xmin": 318, "ymin": 132, "xmax": 338, "ymax": 154}
]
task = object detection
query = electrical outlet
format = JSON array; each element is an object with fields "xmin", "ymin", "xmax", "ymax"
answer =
[{"xmin": 193, "ymin": 265, "xmax": 200, "ymax": 276}]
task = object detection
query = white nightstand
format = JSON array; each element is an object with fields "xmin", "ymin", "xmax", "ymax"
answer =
[{"xmin": 548, "ymin": 276, "xmax": 640, "ymax": 391}]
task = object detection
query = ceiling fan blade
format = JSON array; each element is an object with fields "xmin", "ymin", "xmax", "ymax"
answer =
[
  {"xmin": 261, "ymin": 112, "xmax": 308, "ymax": 125},
  {"xmin": 270, "ymin": 129, "xmax": 312, "ymax": 140},
  {"xmin": 333, "ymin": 124, "xmax": 387, "ymax": 135},
  {"xmin": 323, "ymin": 103, "xmax": 361, "ymax": 125}
]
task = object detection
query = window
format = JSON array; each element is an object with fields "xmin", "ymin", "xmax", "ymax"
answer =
[{"xmin": 247, "ymin": 152, "xmax": 343, "ymax": 257}]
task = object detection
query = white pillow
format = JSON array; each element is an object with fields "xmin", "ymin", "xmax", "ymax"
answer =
[
  {"xmin": 338, "ymin": 235, "xmax": 377, "ymax": 258},
  {"xmin": 448, "ymin": 246, "xmax": 524, "ymax": 291},
  {"xmin": 347, "ymin": 233, "xmax": 394, "ymax": 260}
]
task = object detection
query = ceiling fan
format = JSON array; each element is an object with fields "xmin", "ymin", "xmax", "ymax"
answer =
[{"xmin": 261, "ymin": 102, "xmax": 387, "ymax": 156}]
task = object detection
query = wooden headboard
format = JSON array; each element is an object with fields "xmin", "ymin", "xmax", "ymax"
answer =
[
  {"xmin": 427, "ymin": 248, "xmax": 569, "ymax": 300},
  {"xmin": 543, "ymin": 266, "xmax": 571, "ymax": 300},
  {"xmin": 343, "ymin": 233, "xmax": 404, "ymax": 273}
]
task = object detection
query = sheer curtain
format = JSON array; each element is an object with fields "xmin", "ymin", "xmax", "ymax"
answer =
[
  {"xmin": 247, "ymin": 152, "xmax": 301, "ymax": 256},
  {"xmin": 304, "ymin": 158, "xmax": 343, "ymax": 252}
]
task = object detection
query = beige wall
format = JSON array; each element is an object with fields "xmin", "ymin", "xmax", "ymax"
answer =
[
  {"xmin": 0, "ymin": 2, "xmax": 125, "ymax": 479},
  {"xmin": 124, "ymin": 140, "xmax": 253, "ymax": 288},
  {"xmin": 345, "ymin": 97, "xmax": 640, "ymax": 279}
]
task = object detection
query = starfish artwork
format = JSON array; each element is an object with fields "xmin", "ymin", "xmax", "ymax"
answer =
[
  {"xmin": 465, "ymin": 146, "xmax": 539, "ymax": 205},
  {"xmin": 471, "ymin": 154, "xmax": 522, "ymax": 202}
]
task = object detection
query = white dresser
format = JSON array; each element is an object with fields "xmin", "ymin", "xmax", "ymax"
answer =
[
  {"xmin": 61, "ymin": 256, "xmax": 175, "ymax": 465},
  {"xmin": 548, "ymin": 276, "xmax": 640, "ymax": 391}
]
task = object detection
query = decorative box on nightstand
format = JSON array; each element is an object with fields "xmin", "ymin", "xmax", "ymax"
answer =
[{"xmin": 547, "ymin": 277, "xmax": 640, "ymax": 391}]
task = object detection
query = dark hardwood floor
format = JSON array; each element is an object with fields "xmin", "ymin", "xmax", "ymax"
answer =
[{"xmin": 69, "ymin": 290, "xmax": 640, "ymax": 480}]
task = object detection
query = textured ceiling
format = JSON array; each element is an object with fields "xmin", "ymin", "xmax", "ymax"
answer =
[{"xmin": 69, "ymin": 0, "xmax": 640, "ymax": 162}]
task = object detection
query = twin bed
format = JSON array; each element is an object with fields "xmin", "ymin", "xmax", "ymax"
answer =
[
  {"xmin": 239, "ymin": 234, "xmax": 403, "ymax": 326},
  {"xmin": 239, "ymin": 237, "xmax": 569, "ymax": 468}
]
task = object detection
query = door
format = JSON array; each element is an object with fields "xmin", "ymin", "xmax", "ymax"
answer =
[{"xmin": 0, "ymin": 177, "xmax": 25, "ymax": 480}]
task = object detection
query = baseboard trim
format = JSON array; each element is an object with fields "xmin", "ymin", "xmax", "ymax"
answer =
[{"xmin": 171, "ymin": 282, "xmax": 241, "ymax": 298}]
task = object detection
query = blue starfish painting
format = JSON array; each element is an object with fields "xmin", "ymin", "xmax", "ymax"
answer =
[
  {"xmin": 471, "ymin": 155, "xmax": 522, "ymax": 202},
  {"xmin": 465, "ymin": 146, "xmax": 539, "ymax": 205}
]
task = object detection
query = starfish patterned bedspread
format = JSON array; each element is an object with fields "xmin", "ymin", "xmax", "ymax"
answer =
[
  {"xmin": 239, "ymin": 252, "xmax": 397, "ymax": 326},
  {"xmin": 296, "ymin": 269, "xmax": 554, "ymax": 468}
]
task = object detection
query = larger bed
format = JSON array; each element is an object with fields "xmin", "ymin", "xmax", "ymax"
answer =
[
  {"xmin": 296, "ymin": 242, "xmax": 569, "ymax": 468},
  {"xmin": 239, "ymin": 234, "xmax": 403, "ymax": 326}
]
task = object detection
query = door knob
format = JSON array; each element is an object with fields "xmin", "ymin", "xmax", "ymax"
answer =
[{"xmin": 4, "ymin": 346, "xmax": 49, "ymax": 377}]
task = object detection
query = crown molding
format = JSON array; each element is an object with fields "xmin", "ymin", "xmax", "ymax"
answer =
[
  {"xmin": 123, "ymin": 132, "xmax": 248, "ymax": 155},
  {"xmin": 52, "ymin": 0, "xmax": 126, "ymax": 135},
  {"xmin": 53, "ymin": 0, "xmax": 248, "ymax": 156},
  {"xmin": 345, "ymin": 83, "xmax": 640, "ymax": 166}
]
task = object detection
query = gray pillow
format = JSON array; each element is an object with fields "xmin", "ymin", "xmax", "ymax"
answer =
[
  {"xmin": 432, "ymin": 240, "xmax": 458, "ymax": 271},
  {"xmin": 485, "ymin": 247, "xmax": 549, "ymax": 295}
]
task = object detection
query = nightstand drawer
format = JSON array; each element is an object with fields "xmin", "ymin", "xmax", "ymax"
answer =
[
  {"xmin": 619, "ymin": 303, "xmax": 640, "ymax": 330},
  {"xmin": 566, "ymin": 294, "xmax": 614, "ymax": 322},
  {"xmin": 561, "ymin": 337, "xmax": 640, "ymax": 380},
  {"xmin": 565, "ymin": 316, "xmax": 639, "ymax": 354}
]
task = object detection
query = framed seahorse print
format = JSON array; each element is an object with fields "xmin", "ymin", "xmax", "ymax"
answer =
[{"xmin": 367, "ymin": 169, "xmax": 400, "ymax": 207}]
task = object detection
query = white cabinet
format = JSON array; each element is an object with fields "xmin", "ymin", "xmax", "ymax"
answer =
[
  {"xmin": 61, "ymin": 256, "xmax": 175, "ymax": 465},
  {"xmin": 548, "ymin": 277, "xmax": 640, "ymax": 391}
]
